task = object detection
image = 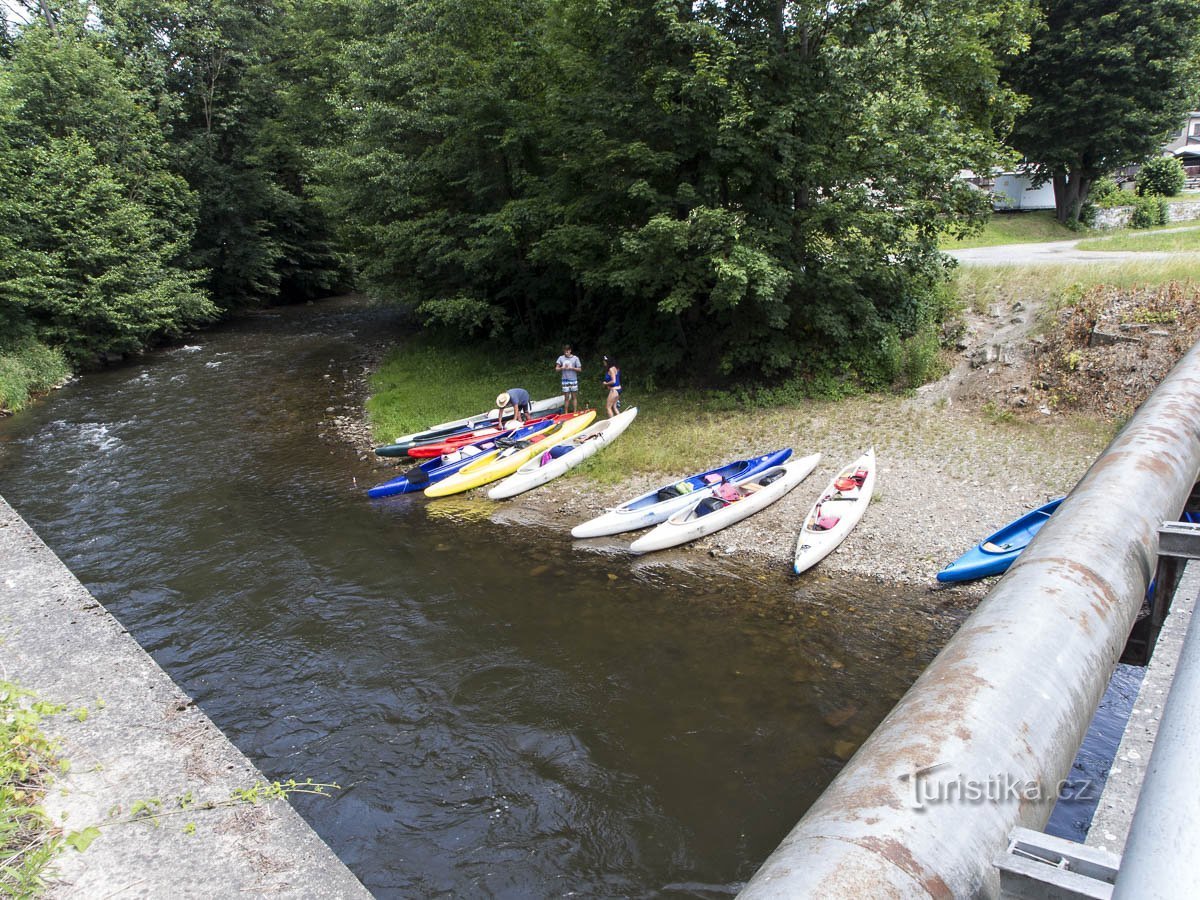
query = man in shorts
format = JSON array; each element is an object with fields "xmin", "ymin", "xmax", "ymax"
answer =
[
  {"xmin": 555, "ymin": 344, "xmax": 582, "ymax": 413},
  {"xmin": 495, "ymin": 388, "xmax": 531, "ymax": 428}
]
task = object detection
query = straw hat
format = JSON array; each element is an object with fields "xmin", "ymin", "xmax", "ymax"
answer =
[{"xmin": 496, "ymin": 392, "xmax": 510, "ymax": 407}]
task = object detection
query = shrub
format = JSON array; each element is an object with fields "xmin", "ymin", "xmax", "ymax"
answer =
[
  {"xmin": 1090, "ymin": 176, "xmax": 1120, "ymax": 204},
  {"xmin": 1136, "ymin": 156, "xmax": 1186, "ymax": 198},
  {"xmin": 1129, "ymin": 194, "xmax": 1169, "ymax": 229}
]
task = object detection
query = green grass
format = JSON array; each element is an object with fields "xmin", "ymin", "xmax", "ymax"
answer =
[
  {"xmin": 1, "ymin": 682, "xmax": 66, "ymax": 897},
  {"xmin": 0, "ymin": 341, "xmax": 71, "ymax": 414},
  {"xmin": 368, "ymin": 341, "xmax": 562, "ymax": 442},
  {"xmin": 939, "ymin": 210, "xmax": 1079, "ymax": 250},
  {"xmin": 1076, "ymin": 226, "xmax": 1200, "ymax": 253}
]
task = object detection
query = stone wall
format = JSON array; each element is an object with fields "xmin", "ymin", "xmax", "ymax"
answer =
[{"xmin": 1093, "ymin": 199, "xmax": 1200, "ymax": 230}]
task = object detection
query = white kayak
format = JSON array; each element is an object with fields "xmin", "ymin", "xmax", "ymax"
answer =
[
  {"xmin": 629, "ymin": 454, "xmax": 821, "ymax": 554},
  {"xmin": 488, "ymin": 407, "xmax": 638, "ymax": 499},
  {"xmin": 793, "ymin": 448, "xmax": 877, "ymax": 575},
  {"xmin": 571, "ymin": 448, "xmax": 793, "ymax": 539},
  {"xmin": 392, "ymin": 395, "xmax": 565, "ymax": 445}
]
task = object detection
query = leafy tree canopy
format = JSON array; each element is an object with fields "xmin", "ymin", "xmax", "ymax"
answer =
[
  {"xmin": 324, "ymin": 0, "xmax": 1034, "ymax": 384},
  {"xmin": 1006, "ymin": 0, "xmax": 1200, "ymax": 224},
  {"xmin": 0, "ymin": 16, "xmax": 213, "ymax": 362}
]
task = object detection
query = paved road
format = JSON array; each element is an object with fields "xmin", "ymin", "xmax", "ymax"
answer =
[{"xmin": 947, "ymin": 227, "xmax": 1200, "ymax": 266}]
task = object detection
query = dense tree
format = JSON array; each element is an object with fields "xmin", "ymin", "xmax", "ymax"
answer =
[
  {"xmin": 325, "ymin": 0, "xmax": 1032, "ymax": 383},
  {"xmin": 1006, "ymin": 0, "xmax": 1200, "ymax": 225},
  {"xmin": 98, "ymin": 0, "xmax": 345, "ymax": 308},
  {"xmin": 0, "ymin": 17, "xmax": 213, "ymax": 362}
]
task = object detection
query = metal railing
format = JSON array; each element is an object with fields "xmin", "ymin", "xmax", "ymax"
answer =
[{"xmin": 738, "ymin": 338, "xmax": 1200, "ymax": 897}]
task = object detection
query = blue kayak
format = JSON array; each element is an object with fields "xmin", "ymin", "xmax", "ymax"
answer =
[
  {"xmin": 936, "ymin": 498, "xmax": 1064, "ymax": 583},
  {"xmin": 367, "ymin": 419, "xmax": 556, "ymax": 498}
]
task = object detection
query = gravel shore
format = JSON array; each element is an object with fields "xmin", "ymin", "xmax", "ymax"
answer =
[{"xmin": 333, "ymin": 353, "xmax": 1112, "ymax": 595}]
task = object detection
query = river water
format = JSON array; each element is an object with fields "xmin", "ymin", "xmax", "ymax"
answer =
[{"xmin": 0, "ymin": 299, "xmax": 1136, "ymax": 896}]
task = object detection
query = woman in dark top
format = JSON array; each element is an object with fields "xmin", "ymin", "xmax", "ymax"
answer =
[{"xmin": 601, "ymin": 356, "xmax": 621, "ymax": 418}]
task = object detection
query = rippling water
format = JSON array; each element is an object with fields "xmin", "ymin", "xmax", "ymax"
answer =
[{"xmin": 0, "ymin": 299, "xmax": 1117, "ymax": 895}]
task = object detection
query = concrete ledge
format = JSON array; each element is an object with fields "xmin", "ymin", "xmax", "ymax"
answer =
[
  {"xmin": 0, "ymin": 496, "xmax": 371, "ymax": 898},
  {"xmin": 1085, "ymin": 560, "xmax": 1199, "ymax": 856}
]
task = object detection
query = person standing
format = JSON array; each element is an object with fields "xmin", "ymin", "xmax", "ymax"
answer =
[
  {"xmin": 601, "ymin": 355, "xmax": 622, "ymax": 418},
  {"xmin": 495, "ymin": 388, "xmax": 531, "ymax": 428},
  {"xmin": 555, "ymin": 344, "xmax": 582, "ymax": 413}
]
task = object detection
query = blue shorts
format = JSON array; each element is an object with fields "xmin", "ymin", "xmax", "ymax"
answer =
[{"xmin": 562, "ymin": 381, "xmax": 579, "ymax": 393}]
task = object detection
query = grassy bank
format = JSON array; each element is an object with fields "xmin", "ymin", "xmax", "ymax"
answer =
[
  {"xmin": 1, "ymin": 682, "xmax": 65, "ymax": 896},
  {"xmin": 0, "ymin": 341, "xmax": 71, "ymax": 415},
  {"xmin": 368, "ymin": 341, "xmax": 978, "ymax": 485},
  {"xmin": 955, "ymin": 258, "xmax": 1200, "ymax": 316},
  {"xmin": 939, "ymin": 210, "xmax": 1078, "ymax": 250},
  {"xmin": 1076, "ymin": 226, "xmax": 1200, "ymax": 253}
]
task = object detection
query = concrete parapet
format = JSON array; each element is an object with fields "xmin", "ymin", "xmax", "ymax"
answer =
[{"xmin": 0, "ymin": 496, "xmax": 371, "ymax": 898}]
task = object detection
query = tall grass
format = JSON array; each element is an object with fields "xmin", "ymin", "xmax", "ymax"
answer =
[
  {"xmin": 0, "ymin": 341, "xmax": 71, "ymax": 414},
  {"xmin": 955, "ymin": 259, "xmax": 1200, "ymax": 316}
]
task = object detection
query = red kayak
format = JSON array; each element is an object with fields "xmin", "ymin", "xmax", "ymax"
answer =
[{"xmin": 406, "ymin": 414, "xmax": 561, "ymax": 458}]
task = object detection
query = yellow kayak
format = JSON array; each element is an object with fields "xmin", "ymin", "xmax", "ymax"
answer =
[{"xmin": 424, "ymin": 410, "xmax": 597, "ymax": 497}]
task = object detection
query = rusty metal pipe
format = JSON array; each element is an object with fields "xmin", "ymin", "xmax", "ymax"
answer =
[{"xmin": 739, "ymin": 338, "xmax": 1200, "ymax": 897}]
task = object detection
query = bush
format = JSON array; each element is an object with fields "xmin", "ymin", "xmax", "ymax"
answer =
[
  {"xmin": 1129, "ymin": 194, "xmax": 1170, "ymax": 228},
  {"xmin": 1089, "ymin": 176, "xmax": 1133, "ymax": 209},
  {"xmin": 1136, "ymin": 157, "xmax": 1186, "ymax": 198}
]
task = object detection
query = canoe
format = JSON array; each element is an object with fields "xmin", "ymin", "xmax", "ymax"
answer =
[
  {"xmin": 374, "ymin": 396, "xmax": 564, "ymax": 457},
  {"xmin": 366, "ymin": 419, "xmax": 559, "ymax": 498},
  {"xmin": 629, "ymin": 454, "xmax": 821, "ymax": 554},
  {"xmin": 406, "ymin": 413, "xmax": 565, "ymax": 458},
  {"xmin": 424, "ymin": 410, "xmax": 598, "ymax": 498},
  {"xmin": 487, "ymin": 407, "xmax": 639, "ymax": 500},
  {"xmin": 570, "ymin": 448, "xmax": 794, "ymax": 539},
  {"xmin": 793, "ymin": 448, "xmax": 877, "ymax": 575},
  {"xmin": 936, "ymin": 497, "xmax": 1064, "ymax": 583}
]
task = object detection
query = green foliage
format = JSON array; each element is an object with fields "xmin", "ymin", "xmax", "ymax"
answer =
[
  {"xmin": 1006, "ymin": 0, "xmax": 1200, "ymax": 225},
  {"xmin": 0, "ymin": 15, "xmax": 215, "ymax": 364},
  {"xmin": 1136, "ymin": 156, "xmax": 1186, "ymax": 198},
  {"xmin": 324, "ymin": 0, "xmax": 1033, "ymax": 385},
  {"xmin": 1, "ymin": 681, "xmax": 67, "ymax": 897},
  {"xmin": 1090, "ymin": 177, "xmax": 1121, "ymax": 205},
  {"xmin": 416, "ymin": 295, "xmax": 508, "ymax": 338},
  {"xmin": 1129, "ymin": 194, "xmax": 1170, "ymax": 228},
  {"xmin": 0, "ymin": 340, "xmax": 70, "ymax": 413},
  {"xmin": 98, "ymin": 0, "xmax": 347, "ymax": 308}
]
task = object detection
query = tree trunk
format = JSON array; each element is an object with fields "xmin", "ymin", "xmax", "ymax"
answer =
[{"xmin": 1052, "ymin": 170, "xmax": 1093, "ymax": 226}]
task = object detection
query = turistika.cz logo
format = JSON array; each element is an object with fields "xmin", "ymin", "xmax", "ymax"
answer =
[{"xmin": 898, "ymin": 763, "xmax": 1097, "ymax": 811}]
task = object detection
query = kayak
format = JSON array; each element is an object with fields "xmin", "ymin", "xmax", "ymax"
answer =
[
  {"xmin": 629, "ymin": 454, "xmax": 821, "ymax": 554},
  {"xmin": 366, "ymin": 419, "xmax": 559, "ymax": 498},
  {"xmin": 374, "ymin": 396, "xmax": 564, "ymax": 457},
  {"xmin": 794, "ymin": 449, "xmax": 877, "ymax": 575},
  {"xmin": 487, "ymin": 407, "xmax": 639, "ymax": 500},
  {"xmin": 570, "ymin": 448, "xmax": 794, "ymax": 539},
  {"xmin": 936, "ymin": 497, "xmax": 1064, "ymax": 583},
  {"xmin": 406, "ymin": 413, "xmax": 566, "ymax": 458},
  {"xmin": 424, "ymin": 410, "xmax": 598, "ymax": 498}
]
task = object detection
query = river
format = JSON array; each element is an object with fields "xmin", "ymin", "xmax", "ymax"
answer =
[{"xmin": 0, "ymin": 298, "xmax": 1137, "ymax": 896}]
